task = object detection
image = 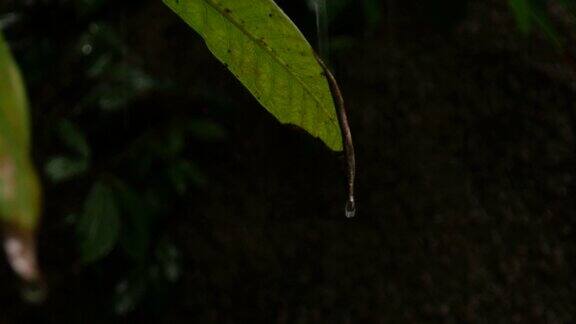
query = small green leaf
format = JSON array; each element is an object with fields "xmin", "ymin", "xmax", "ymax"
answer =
[
  {"xmin": 163, "ymin": 0, "xmax": 343, "ymax": 151},
  {"xmin": 77, "ymin": 182, "xmax": 120, "ymax": 263}
]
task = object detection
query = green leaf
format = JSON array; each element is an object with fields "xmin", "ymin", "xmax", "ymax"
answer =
[
  {"xmin": 163, "ymin": 0, "xmax": 343, "ymax": 151},
  {"xmin": 0, "ymin": 31, "xmax": 42, "ymax": 283},
  {"xmin": 77, "ymin": 182, "xmax": 120, "ymax": 263},
  {"xmin": 0, "ymin": 32, "xmax": 41, "ymax": 231}
]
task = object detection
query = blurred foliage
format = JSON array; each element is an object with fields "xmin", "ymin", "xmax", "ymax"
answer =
[{"xmin": 1, "ymin": 0, "xmax": 228, "ymax": 310}]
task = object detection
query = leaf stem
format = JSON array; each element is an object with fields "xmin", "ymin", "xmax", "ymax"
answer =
[{"xmin": 316, "ymin": 57, "xmax": 356, "ymax": 216}]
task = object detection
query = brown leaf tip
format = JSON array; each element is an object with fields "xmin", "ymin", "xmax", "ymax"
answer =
[{"xmin": 3, "ymin": 228, "xmax": 41, "ymax": 283}]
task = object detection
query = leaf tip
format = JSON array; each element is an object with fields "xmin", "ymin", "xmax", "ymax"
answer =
[{"xmin": 3, "ymin": 226, "xmax": 42, "ymax": 284}]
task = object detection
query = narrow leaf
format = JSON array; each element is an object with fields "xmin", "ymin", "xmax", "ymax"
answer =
[
  {"xmin": 77, "ymin": 182, "xmax": 120, "ymax": 263},
  {"xmin": 163, "ymin": 0, "xmax": 343, "ymax": 150},
  {"xmin": 0, "ymin": 32, "xmax": 42, "ymax": 283}
]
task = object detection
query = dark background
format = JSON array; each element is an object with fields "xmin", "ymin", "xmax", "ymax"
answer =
[{"xmin": 1, "ymin": 0, "xmax": 576, "ymax": 322}]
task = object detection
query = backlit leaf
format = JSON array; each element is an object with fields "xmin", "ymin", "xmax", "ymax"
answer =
[{"xmin": 163, "ymin": 0, "xmax": 343, "ymax": 150}]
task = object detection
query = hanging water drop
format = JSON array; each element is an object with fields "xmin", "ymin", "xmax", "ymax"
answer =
[
  {"xmin": 312, "ymin": 6, "xmax": 356, "ymax": 219},
  {"xmin": 345, "ymin": 199, "xmax": 356, "ymax": 218}
]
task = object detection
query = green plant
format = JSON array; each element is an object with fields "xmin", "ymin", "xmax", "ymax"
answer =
[
  {"xmin": 1, "ymin": 0, "xmax": 573, "ymax": 306},
  {"xmin": 0, "ymin": 0, "xmax": 356, "ymax": 290},
  {"xmin": 164, "ymin": 0, "xmax": 344, "ymax": 150},
  {"xmin": 0, "ymin": 31, "xmax": 42, "ymax": 284},
  {"xmin": 162, "ymin": 0, "xmax": 356, "ymax": 214}
]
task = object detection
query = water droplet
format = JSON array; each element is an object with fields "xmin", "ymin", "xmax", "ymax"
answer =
[{"xmin": 345, "ymin": 199, "xmax": 355, "ymax": 218}]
